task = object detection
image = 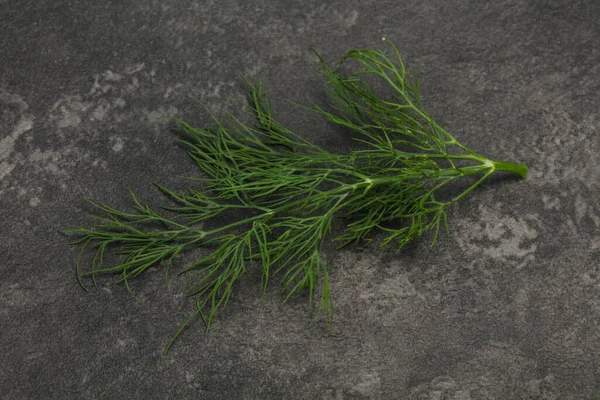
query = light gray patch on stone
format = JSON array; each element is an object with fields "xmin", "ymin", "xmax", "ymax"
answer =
[
  {"xmin": 541, "ymin": 194, "xmax": 561, "ymax": 211},
  {"xmin": 57, "ymin": 111, "xmax": 82, "ymax": 128},
  {"xmin": 50, "ymin": 62, "xmax": 149, "ymax": 133},
  {"xmin": 456, "ymin": 204, "xmax": 539, "ymax": 267},
  {"xmin": 0, "ymin": 91, "xmax": 34, "ymax": 180},
  {"xmin": 27, "ymin": 147, "xmax": 99, "ymax": 176},
  {"xmin": 102, "ymin": 70, "xmax": 123, "ymax": 82},
  {"xmin": 164, "ymin": 84, "xmax": 183, "ymax": 99},
  {"xmin": 88, "ymin": 75, "xmax": 113, "ymax": 96},
  {"xmin": 574, "ymin": 193, "xmax": 589, "ymax": 224},
  {"xmin": 0, "ymin": 90, "xmax": 28, "ymax": 111},
  {"xmin": 145, "ymin": 106, "xmax": 180, "ymax": 128},
  {"xmin": 13, "ymin": 115, "xmax": 34, "ymax": 137},
  {"xmin": 50, "ymin": 96, "xmax": 91, "ymax": 129},
  {"xmin": 348, "ymin": 372, "xmax": 381, "ymax": 398},
  {"xmin": 113, "ymin": 98, "xmax": 126, "ymax": 108},
  {"xmin": 124, "ymin": 62, "xmax": 145, "ymax": 75},
  {"xmin": 0, "ymin": 161, "xmax": 15, "ymax": 181},
  {"xmin": 526, "ymin": 112, "xmax": 600, "ymax": 186},
  {"xmin": 408, "ymin": 342, "xmax": 546, "ymax": 399},
  {"xmin": 127, "ymin": 76, "xmax": 141, "ymax": 93},
  {"xmin": 92, "ymin": 102, "xmax": 110, "ymax": 121},
  {"xmin": 29, "ymin": 196, "xmax": 41, "ymax": 207},
  {"xmin": 110, "ymin": 136, "xmax": 125, "ymax": 152},
  {"xmin": 336, "ymin": 8, "xmax": 359, "ymax": 28},
  {"xmin": 0, "ymin": 114, "xmax": 34, "ymax": 159}
]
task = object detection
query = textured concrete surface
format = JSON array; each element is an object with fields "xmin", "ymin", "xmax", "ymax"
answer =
[{"xmin": 2, "ymin": 0, "xmax": 600, "ymax": 398}]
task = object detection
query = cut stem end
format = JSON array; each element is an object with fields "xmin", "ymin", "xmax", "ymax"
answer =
[{"xmin": 492, "ymin": 161, "xmax": 528, "ymax": 179}]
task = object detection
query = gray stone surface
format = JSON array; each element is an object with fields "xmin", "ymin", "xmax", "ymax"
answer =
[{"xmin": 2, "ymin": 0, "xmax": 599, "ymax": 398}]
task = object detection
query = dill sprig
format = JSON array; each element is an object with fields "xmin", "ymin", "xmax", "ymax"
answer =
[{"xmin": 62, "ymin": 43, "xmax": 527, "ymax": 353}]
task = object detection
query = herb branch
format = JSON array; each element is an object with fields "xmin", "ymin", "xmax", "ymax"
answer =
[{"xmin": 62, "ymin": 43, "xmax": 527, "ymax": 353}]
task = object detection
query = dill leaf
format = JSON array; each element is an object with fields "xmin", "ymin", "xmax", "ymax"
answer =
[{"xmin": 62, "ymin": 43, "xmax": 527, "ymax": 353}]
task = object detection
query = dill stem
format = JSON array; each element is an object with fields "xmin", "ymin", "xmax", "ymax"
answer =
[
  {"xmin": 491, "ymin": 160, "xmax": 528, "ymax": 178},
  {"xmin": 445, "ymin": 169, "xmax": 495, "ymax": 206}
]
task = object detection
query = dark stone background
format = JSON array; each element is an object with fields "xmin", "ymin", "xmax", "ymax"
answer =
[{"xmin": 2, "ymin": 0, "xmax": 599, "ymax": 398}]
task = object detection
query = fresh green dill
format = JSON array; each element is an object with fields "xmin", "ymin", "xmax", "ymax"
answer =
[{"xmin": 62, "ymin": 43, "xmax": 528, "ymax": 353}]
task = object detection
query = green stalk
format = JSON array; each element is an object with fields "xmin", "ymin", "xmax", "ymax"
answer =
[{"xmin": 491, "ymin": 160, "xmax": 529, "ymax": 178}]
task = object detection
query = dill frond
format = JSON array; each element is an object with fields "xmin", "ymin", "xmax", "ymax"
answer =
[{"xmin": 62, "ymin": 43, "xmax": 527, "ymax": 353}]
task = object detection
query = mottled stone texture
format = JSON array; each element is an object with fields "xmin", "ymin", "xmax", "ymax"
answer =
[{"xmin": 1, "ymin": 0, "xmax": 599, "ymax": 398}]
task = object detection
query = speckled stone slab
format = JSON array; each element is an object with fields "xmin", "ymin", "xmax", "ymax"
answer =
[{"xmin": 2, "ymin": 1, "xmax": 599, "ymax": 398}]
